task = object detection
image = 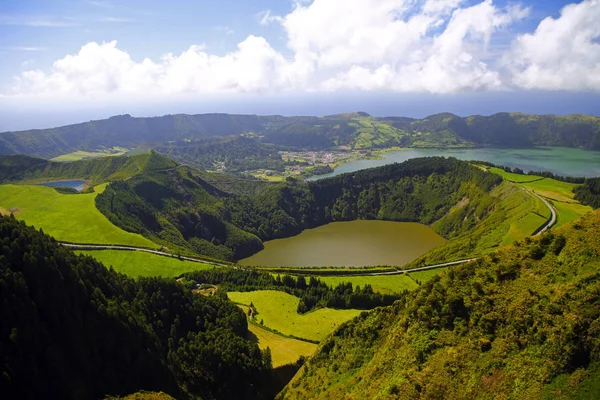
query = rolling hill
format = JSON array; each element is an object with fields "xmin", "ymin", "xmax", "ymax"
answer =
[{"xmin": 1, "ymin": 112, "xmax": 600, "ymax": 159}]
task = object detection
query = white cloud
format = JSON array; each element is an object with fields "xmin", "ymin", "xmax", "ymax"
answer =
[
  {"xmin": 5, "ymin": 0, "xmax": 600, "ymax": 100},
  {"xmin": 9, "ymin": 46, "xmax": 46, "ymax": 52},
  {"xmin": 293, "ymin": 0, "xmax": 527, "ymax": 92},
  {"xmin": 257, "ymin": 10, "xmax": 281, "ymax": 25},
  {"xmin": 11, "ymin": 38, "xmax": 307, "ymax": 97},
  {"xmin": 509, "ymin": 0, "xmax": 600, "ymax": 90}
]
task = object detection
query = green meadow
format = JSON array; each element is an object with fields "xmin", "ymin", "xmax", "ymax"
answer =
[
  {"xmin": 488, "ymin": 167, "xmax": 592, "ymax": 229},
  {"xmin": 77, "ymin": 250, "xmax": 214, "ymax": 278},
  {"xmin": 0, "ymin": 184, "xmax": 155, "ymax": 247},
  {"xmin": 50, "ymin": 147, "xmax": 128, "ymax": 162},
  {"xmin": 228, "ymin": 290, "xmax": 362, "ymax": 342},
  {"xmin": 247, "ymin": 323, "xmax": 317, "ymax": 368},
  {"xmin": 408, "ymin": 267, "xmax": 450, "ymax": 283},
  {"xmin": 317, "ymin": 274, "xmax": 418, "ymax": 294}
]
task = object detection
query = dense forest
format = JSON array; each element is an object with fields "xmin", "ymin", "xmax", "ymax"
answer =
[
  {"xmin": 181, "ymin": 268, "xmax": 401, "ymax": 314},
  {"xmin": 2, "ymin": 112, "xmax": 600, "ymax": 158},
  {"xmin": 93, "ymin": 155, "xmax": 503, "ymax": 261},
  {"xmin": 0, "ymin": 215, "xmax": 272, "ymax": 399},
  {"xmin": 575, "ymin": 177, "xmax": 600, "ymax": 209},
  {"xmin": 155, "ymin": 136, "xmax": 285, "ymax": 172},
  {"xmin": 280, "ymin": 211, "xmax": 600, "ymax": 399}
]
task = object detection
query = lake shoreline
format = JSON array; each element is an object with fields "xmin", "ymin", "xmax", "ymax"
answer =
[{"xmin": 308, "ymin": 146, "xmax": 600, "ymax": 181}]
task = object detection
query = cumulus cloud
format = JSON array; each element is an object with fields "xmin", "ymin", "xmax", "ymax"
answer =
[
  {"xmin": 5, "ymin": 0, "xmax": 600, "ymax": 99},
  {"xmin": 509, "ymin": 0, "xmax": 600, "ymax": 90}
]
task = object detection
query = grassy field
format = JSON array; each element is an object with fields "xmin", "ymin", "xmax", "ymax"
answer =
[
  {"xmin": 501, "ymin": 191, "xmax": 550, "ymax": 245},
  {"xmin": 488, "ymin": 167, "xmax": 544, "ymax": 183},
  {"xmin": 247, "ymin": 323, "xmax": 317, "ymax": 368},
  {"xmin": 0, "ymin": 183, "xmax": 155, "ymax": 247},
  {"xmin": 227, "ymin": 290, "xmax": 362, "ymax": 342},
  {"xmin": 77, "ymin": 250, "xmax": 214, "ymax": 278},
  {"xmin": 50, "ymin": 147, "xmax": 128, "ymax": 162},
  {"xmin": 552, "ymin": 201, "xmax": 593, "ymax": 228},
  {"xmin": 408, "ymin": 267, "xmax": 449, "ymax": 283},
  {"xmin": 488, "ymin": 167, "xmax": 592, "ymax": 229},
  {"xmin": 317, "ymin": 274, "xmax": 418, "ymax": 294},
  {"xmin": 521, "ymin": 179, "xmax": 578, "ymax": 202}
]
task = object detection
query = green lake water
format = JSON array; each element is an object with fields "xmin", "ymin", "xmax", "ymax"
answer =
[
  {"xmin": 239, "ymin": 220, "xmax": 446, "ymax": 267},
  {"xmin": 310, "ymin": 147, "xmax": 600, "ymax": 180}
]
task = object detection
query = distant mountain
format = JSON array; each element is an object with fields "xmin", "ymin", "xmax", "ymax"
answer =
[{"xmin": 1, "ymin": 112, "xmax": 599, "ymax": 159}]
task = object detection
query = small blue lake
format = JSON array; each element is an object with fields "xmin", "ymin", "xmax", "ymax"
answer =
[{"xmin": 36, "ymin": 180, "xmax": 87, "ymax": 191}]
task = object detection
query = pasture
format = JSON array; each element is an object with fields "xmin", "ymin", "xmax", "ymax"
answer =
[
  {"xmin": 317, "ymin": 274, "xmax": 418, "ymax": 294},
  {"xmin": 227, "ymin": 290, "xmax": 363, "ymax": 342},
  {"xmin": 0, "ymin": 183, "xmax": 155, "ymax": 247},
  {"xmin": 247, "ymin": 324, "xmax": 317, "ymax": 368},
  {"xmin": 77, "ymin": 250, "xmax": 214, "ymax": 278}
]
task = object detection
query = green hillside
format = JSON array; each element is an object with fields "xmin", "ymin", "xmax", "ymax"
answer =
[
  {"xmin": 2, "ymin": 112, "xmax": 600, "ymax": 159},
  {"xmin": 0, "ymin": 151, "xmax": 176, "ymax": 184},
  {"xmin": 280, "ymin": 211, "xmax": 600, "ymax": 399},
  {"xmin": 1, "ymin": 153, "xmax": 548, "ymax": 265},
  {"xmin": 0, "ymin": 183, "xmax": 155, "ymax": 247},
  {"xmin": 0, "ymin": 215, "xmax": 272, "ymax": 399}
]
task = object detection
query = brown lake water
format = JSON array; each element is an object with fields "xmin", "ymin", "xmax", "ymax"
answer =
[{"xmin": 239, "ymin": 220, "xmax": 446, "ymax": 267}]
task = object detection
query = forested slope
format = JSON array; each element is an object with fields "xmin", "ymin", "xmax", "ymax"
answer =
[
  {"xmin": 0, "ymin": 215, "xmax": 271, "ymax": 400},
  {"xmin": 280, "ymin": 211, "xmax": 600, "ymax": 399}
]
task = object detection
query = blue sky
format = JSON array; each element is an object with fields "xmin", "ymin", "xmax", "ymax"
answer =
[{"xmin": 0, "ymin": 0, "xmax": 599, "ymax": 130}]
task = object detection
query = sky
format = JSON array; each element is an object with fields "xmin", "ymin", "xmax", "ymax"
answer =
[{"xmin": 0, "ymin": 0, "xmax": 599, "ymax": 131}]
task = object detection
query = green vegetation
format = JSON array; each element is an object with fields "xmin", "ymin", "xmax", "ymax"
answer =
[
  {"xmin": 182, "ymin": 268, "xmax": 400, "ymax": 313},
  {"xmin": 94, "ymin": 156, "xmax": 263, "ymax": 261},
  {"xmin": 317, "ymin": 274, "xmax": 418, "ymax": 294},
  {"xmin": 2, "ymin": 112, "xmax": 600, "ymax": 160},
  {"xmin": 247, "ymin": 324, "xmax": 317, "ymax": 368},
  {"xmin": 407, "ymin": 267, "xmax": 449, "ymax": 283},
  {"xmin": 0, "ymin": 215, "xmax": 272, "ymax": 399},
  {"xmin": 280, "ymin": 211, "xmax": 600, "ymax": 399},
  {"xmin": 0, "ymin": 151, "xmax": 176, "ymax": 185},
  {"xmin": 228, "ymin": 290, "xmax": 363, "ymax": 342},
  {"xmin": 488, "ymin": 166, "xmax": 593, "ymax": 229},
  {"xmin": 50, "ymin": 147, "xmax": 128, "ymax": 162},
  {"xmin": 575, "ymin": 177, "xmax": 600, "ymax": 209},
  {"xmin": 156, "ymin": 136, "xmax": 284, "ymax": 173},
  {"xmin": 0, "ymin": 183, "xmax": 155, "ymax": 247},
  {"xmin": 76, "ymin": 250, "xmax": 214, "ymax": 278}
]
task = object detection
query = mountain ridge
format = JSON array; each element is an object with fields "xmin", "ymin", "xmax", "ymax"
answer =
[{"xmin": 2, "ymin": 111, "xmax": 600, "ymax": 159}]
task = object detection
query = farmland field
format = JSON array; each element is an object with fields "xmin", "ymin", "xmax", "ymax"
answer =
[
  {"xmin": 317, "ymin": 274, "xmax": 418, "ymax": 294},
  {"xmin": 227, "ymin": 290, "xmax": 363, "ymax": 342},
  {"xmin": 77, "ymin": 250, "xmax": 214, "ymax": 278},
  {"xmin": 552, "ymin": 201, "xmax": 593, "ymax": 228},
  {"xmin": 247, "ymin": 324, "xmax": 317, "ymax": 368},
  {"xmin": 0, "ymin": 184, "xmax": 155, "ymax": 247}
]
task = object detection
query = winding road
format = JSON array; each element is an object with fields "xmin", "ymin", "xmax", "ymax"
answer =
[{"xmin": 60, "ymin": 243, "xmax": 228, "ymax": 267}]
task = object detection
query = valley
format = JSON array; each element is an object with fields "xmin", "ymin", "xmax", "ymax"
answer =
[{"xmin": 1, "ymin": 112, "xmax": 599, "ymax": 399}]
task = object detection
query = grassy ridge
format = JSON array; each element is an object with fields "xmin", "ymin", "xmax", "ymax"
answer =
[
  {"xmin": 247, "ymin": 324, "xmax": 317, "ymax": 368},
  {"xmin": 281, "ymin": 211, "xmax": 600, "ymax": 399},
  {"xmin": 0, "ymin": 184, "xmax": 156, "ymax": 247},
  {"xmin": 228, "ymin": 290, "xmax": 362, "ymax": 342},
  {"xmin": 76, "ymin": 250, "xmax": 214, "ymax": 278},
  {"xmin": 488, "ymin": 166, "xmax": 593, "ymax": 229}
]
